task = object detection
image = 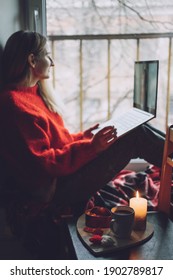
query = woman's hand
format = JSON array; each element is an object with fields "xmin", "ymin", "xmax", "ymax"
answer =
[
  {"xmin": 91, "ymin": 126, "xmax": 117, "ymax": 154},
  {"xmin": 83, "ymin": 123, "xmax": 100, "ymax": 139}
]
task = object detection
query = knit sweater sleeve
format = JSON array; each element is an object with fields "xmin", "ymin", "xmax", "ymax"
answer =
[
  {"xmin": 12, "ymin": 108, "xmax": 97, "ymax": 177},
  {"xmin": 71, "ymin": 132, "xmax": 84, "ymax": 141}
]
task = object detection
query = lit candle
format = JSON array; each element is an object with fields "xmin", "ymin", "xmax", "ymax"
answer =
[{"xmin": 129, "ymin": 191, "xmax": 147, "ymax": 231}]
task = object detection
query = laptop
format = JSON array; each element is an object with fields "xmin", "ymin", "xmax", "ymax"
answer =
[{"xmin": 93, "ymin": 60, "xmax": 159, "ymax": 138}]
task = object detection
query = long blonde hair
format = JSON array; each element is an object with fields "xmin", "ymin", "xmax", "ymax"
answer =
[
  {"xmin": 2, "ymin": 30, "xmax": 65, "ymax": 116},
  {"xmin": 39, "ymin": 79, "xmax": 65, "ymax": 116}
]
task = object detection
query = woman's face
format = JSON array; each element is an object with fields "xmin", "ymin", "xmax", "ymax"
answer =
[{"xmin": 32, "ymin": 44, "xmax": 54, "ymax": 81}]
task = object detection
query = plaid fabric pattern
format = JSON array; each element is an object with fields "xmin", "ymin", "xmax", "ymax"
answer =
[{"xmin": 86, "ymin": 165, "xmax": 165, "ymax": 211}]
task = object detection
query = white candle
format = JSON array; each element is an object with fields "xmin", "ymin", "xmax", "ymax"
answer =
[{"xmin": 129, "ymin": 191, "xmax": 147, "ymax": 230}]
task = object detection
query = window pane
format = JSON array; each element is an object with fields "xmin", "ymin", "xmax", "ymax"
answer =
[
  {"xmin": 82, "ymin": 40, "xmax": 108, "ymax": 129},
  {"xmin": 110, "ymin": 40, "xmax": 137, "ymax": 119},
  {"xmin": 52, "ymin": 40, "xmax": 80, "ymax": 131},
  {"xmin": 46, "ymin": 0, "xmax": 173, "ymax": 132}
]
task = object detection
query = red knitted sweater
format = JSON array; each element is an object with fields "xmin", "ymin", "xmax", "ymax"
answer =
[{"xmin": 0, "ymin": 85, "xmax": 97, "ymax": 194}]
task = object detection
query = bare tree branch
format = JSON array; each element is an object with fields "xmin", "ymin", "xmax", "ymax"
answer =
[{"xmin": 116, "ymin": 0, "xmax": 173, "ymax": 28}]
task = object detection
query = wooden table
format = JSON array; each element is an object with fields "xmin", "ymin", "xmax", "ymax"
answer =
[{"xmin": 65, "ymin": 211, "xmax": 173, "ymax": 260}]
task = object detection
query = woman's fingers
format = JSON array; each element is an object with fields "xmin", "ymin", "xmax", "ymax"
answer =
[
  {"xmin": 92, "ymin": 126, "xmax": 117, "ymax": 153},
  {"xmin": 100, "ymin": 126, "xmax": 117, "ymax": 142}
]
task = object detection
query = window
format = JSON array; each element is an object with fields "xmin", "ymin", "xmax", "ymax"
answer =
[
  {"xmin": 46, "ymin": 0, "xmax": 173, "ymax": 133},
  {"xmin": 25, "ymin": 0, "xmax": 46, "ymax": 35}
]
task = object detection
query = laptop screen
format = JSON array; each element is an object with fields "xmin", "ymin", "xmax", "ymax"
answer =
[{"xmin": 133, "ymin": 60, "xmax": 159, "ymax": 115}]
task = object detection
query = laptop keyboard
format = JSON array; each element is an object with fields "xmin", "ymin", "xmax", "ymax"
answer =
[
  {"xmin": 115, "ymin": 109, "xmax": 150, "ymax": 136},
  {"xmin": 92, "ymin": 108, "xmax": 153, "ymax": 137}
]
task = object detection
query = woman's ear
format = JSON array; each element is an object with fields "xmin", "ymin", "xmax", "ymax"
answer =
[{"xmin": 28, "ymin": 53, "xmax": 36, "ymax": 68}]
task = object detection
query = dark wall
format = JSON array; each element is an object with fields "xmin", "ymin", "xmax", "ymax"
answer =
[{"xmin": 0, "ymin": 0, "xmax": 27, "ymax": 84}]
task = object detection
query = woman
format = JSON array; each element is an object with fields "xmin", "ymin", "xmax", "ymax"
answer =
[{"xmin": 0, "ymin": 30, "xmax": 164, "ymax": 258}]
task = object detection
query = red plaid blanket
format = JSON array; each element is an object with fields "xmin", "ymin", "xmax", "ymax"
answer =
[{"xmin": 86, "ymin": 165, "xmax": 162, "ymax": 211}]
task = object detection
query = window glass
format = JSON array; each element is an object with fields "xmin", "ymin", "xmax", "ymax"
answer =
[{"xmin": 46, "ymin": 0, "xmax": 173, "ymax": 132}]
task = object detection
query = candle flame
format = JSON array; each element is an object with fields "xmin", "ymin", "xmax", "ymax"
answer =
[{"xmin": 136, "ymin": 191, "xmax": 139, "ymax": 198}]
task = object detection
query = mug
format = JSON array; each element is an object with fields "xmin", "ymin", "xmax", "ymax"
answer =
[{"xmin": 110, "ymin": 206, "xmax": 134, "ymax": 239}]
